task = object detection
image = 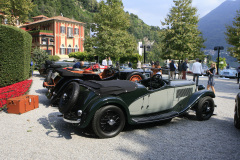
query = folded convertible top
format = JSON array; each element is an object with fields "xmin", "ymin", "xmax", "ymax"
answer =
[{"xmin": 81, "ymin": 80, "xmax": 138, "ymax": 95}]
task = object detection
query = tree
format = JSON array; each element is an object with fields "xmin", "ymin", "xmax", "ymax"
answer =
[
  {"xmin": 32, "ymin": 48, "xmax": 49, "ymax": 70},
  {"xmin": 161, "ymin": 0, "xmax": 205, "ymax": 61},
  {"xmin": 0, "ymin": 0, "xmax": 35, "ymax": 25},
  {"xmin": 225, "ymin": 10, "xmax": 240, "ymax": 61},
  {"xmin": 89, "ymin": 0, "xmax": 137, "ymax": 61},
  {"xmin": 217, "ymin": 57, "xmax": 227, "ymax": 70}
]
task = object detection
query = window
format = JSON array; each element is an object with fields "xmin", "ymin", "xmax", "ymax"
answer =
[
  {"xmin": 67, "ymin": 27, "xmax": 73, "ymax": 37},
  {"xmin": 74, "ymin": 45, "xmax": 78, "ymax": 52},
  {"xmin": 60, "ymin": 44, "xmax": 65, "ymax": 55},
  {"xmin": 60, "ymin": 26, "xmax": 65, "ymax": 33},
  {"xmin": 74, "ymin": 28, "xmax": 79, "ymax": 35},
  {"xmin": 67, "ymin": 45, "xmax": 72, "ymax": 54}
]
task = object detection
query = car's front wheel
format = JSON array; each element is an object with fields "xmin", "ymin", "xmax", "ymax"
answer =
[
  {"xmin": 234, "ymin": 105, "xmax": 240, "ymax": 129},
  {"xmin": 92, "ymin": 105, "xmax": 125, "ymax": 138},
  {"xmin": 196, "ymin": 96, "xmax": 214, "ymax": 121}
]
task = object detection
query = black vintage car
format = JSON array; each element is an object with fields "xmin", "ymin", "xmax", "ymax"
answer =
[
  {"xmin": 55, "ymin": 72, "xmax": 216, "ymax": 138},
  {"xmin": 234, "ymin": 93, "xmax": 240, "ymax": 129},
  {"xmin": 44, "ymin": 67, "xmax": 152, "ymax": 106}
]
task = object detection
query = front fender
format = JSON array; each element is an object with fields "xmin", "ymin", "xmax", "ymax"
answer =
[
  {"xmin": 174, "ymin": 90, "xmax": 215, "ymax": 114},
  {"xmin": 80, "ymin": 96, "xmax": 130, "ymax": 128}
]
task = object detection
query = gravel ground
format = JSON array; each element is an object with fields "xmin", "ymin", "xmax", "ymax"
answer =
[{"xmin": 0, "ymin": 72, "xmax": 240, "ymax": 160}]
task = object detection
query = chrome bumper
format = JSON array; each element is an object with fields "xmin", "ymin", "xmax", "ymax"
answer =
[{"xmin": 63, "ymin": 118, "xmax": 81, "ymax": 124}]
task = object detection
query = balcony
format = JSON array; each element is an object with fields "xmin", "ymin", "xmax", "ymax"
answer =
[{"xmin": 28, "ymin": 30, "xmax": 53, "ymax": 36}]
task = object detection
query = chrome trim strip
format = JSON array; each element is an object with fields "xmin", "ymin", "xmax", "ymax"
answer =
[{"xmin": 63, "ymin": 118, "xmax": 81, "ymax": 124}]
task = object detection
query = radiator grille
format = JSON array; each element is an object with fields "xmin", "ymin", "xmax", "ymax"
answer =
[{"xmin": 176, "ymin": 88, "xmax": 193, "ymax": 98}]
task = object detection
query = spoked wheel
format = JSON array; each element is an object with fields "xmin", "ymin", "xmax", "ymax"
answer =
[
  {"xmin": 196, "ymin": 96, "xmax": 214, "ymax": 121},
  {"xmin": 59, "ymin": 82, "xmax": 80, "ymax": 113},
  {"xmin": 234, "ymin": 105, "xmax": 240, "ymax": 129},
  {"xmin": 92, "ymin": 105, "xmax": 125, "ymax": 138},
  {"xmin": 127, "ymin": 72, "xmax": 144, "ymax": 82}
]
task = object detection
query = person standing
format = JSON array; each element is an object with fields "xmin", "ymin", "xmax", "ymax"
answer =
[
  {"xmin": 169, "ymin": 60, "xmax": 176, "ymax": 79},
  {"xmin": 128, "ymin": 61, "xmax": 132, "ymax": 68},
  {"xmin": 192, "ymin": 58, "xmax": 203, "ymax": 87},
  {"xmin": 182, "ymin": 59, "xmax": 188, "ymax": 80},
  {"xmin": 178, "ymin": 60, "xmax": 183, "ymax": 79},
  {"xmin": 108, "ymin": 57, "xmax": 112, "ymax": 66},
  {"xmin": 207, "ymin": 63, "xmax": 216, "ymax": 94},
  {"xmin": 102, "ymin": 57, "xmax": 107, "ymax": 66}
]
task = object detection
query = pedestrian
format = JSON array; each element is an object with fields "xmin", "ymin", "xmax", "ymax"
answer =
[
  {"xmin": 178, "ymin": 60, "xmax": 183, "ymax": 79},
  {"xmin": 182, "ymin": 59, "xmax": 188, "ymax": 80},
  {"xmin": 128, "ymin": 61, "xmax": 132, "ymax": 68},
  {"xmin": 207, "ymin": 63, "xmax": 216, "ymax": 94},
  {"xmin": 192, "ymin": 58, "xmax": 203, "ymax": 87},
  {"xmin": 102, "ymin": 57, "xmax": 107, "ymax": 66},
  {"xmin": 237, "ymin": 66, "xmax": 240, "ymax": 84},
  {"xmin": 169, "ymin": 60, "xmax": 176, "ymax": 79},
  {"xmin": 226, "ymin": 63, "xmax": 230, "ymax": 69},
  {"xmin": 108, "ymin": 57, "xmax": 112, "ymax": 66}
]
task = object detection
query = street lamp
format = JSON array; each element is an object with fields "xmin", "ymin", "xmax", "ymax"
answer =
[
  {"xmin": 42, "ymin": 36, "xmax": 54, "ymax": 55},
  {"xmin": 140, "ymin": 45, "xmax": 150, "ymax": 64},
  {"xmin": 214, "ymin": 46, "xmax": 224, "ymax": 75}
]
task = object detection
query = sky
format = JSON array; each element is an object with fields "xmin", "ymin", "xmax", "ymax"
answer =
[{"xmin": 120, "ymin": 0, "xmax": 226, "ymax": 27}]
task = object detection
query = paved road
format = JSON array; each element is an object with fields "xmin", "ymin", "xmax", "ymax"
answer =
[{"xmin": 0, "ymin": 72, "xmax": 240, "ymax": 160}]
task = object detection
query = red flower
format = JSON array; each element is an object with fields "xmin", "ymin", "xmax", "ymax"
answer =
[{"xmin": 0, "ymin": 80, "xmax": 33, "ymax": 108}]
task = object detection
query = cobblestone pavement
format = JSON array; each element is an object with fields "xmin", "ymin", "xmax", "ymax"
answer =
[{"xmin": 0, "ymin": 72, "xmax": 240, "ymax": 160}]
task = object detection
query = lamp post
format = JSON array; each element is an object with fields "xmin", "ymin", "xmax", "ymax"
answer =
[
  {"xmin": 214, "ymin": 46, "xmax": 224, "ymax": 75},
  {"xmin": 42, "ymin": 37, "xmax": 54, "ymax": 55},
  {"xmin": 140, "ymin": 45, "xmax": 150, "ymax": 64}
]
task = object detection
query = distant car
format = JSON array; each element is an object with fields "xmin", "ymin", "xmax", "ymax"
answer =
[
  {"xmin": 234, "ymin": 93, "xmax": 240, "ymax": 129},
  {"xmin": 219, "ymin": 68, "xmax": 237, "ymax": 78}
]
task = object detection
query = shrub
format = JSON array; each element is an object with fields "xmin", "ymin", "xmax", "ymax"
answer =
[
  {"xmin": 0, "ymin": 25, "xmax": 32, "ymax": 87},
  {"xmin": 48, "ymin": 55, "xmax": 61, "ymax": 61},
  {"xmin": 69, "ymin": 51, "xmax": 95, "ymax": 61},
  {"xmin": 32, "ymin": 47, "xmax": 49, "ymax": 70}
]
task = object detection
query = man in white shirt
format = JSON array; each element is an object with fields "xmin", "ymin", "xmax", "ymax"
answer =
[
  {"xmin": 192, "ymin": 58, "xmax": 203, "ymax": 87},
  {"xmin": 102, "ymin": 57, "xmax": 107, "ymax": 66}
]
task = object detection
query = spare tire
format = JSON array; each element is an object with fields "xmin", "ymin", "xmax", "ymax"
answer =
[
  {"xmin": 58, "ymin": 82, "xmax": 80, "ymax": 113},
  {"xmin": 126, "ymin": 72, "xmax": 144, "ymax": 82}
]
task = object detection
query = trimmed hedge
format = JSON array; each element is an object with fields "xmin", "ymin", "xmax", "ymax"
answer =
[{"xmin": 0, "ymin": 25, "xmax": 32, "ymax": 87}]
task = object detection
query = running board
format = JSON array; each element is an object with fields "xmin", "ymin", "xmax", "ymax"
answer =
[{"xmin": 131, "ymin": 111, "xmax": 178, "ymax": 123}]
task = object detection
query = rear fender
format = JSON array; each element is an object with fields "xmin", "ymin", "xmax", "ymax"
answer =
[
  {"xmin": 174, "ymin": 90, "xmax": 215, "ymax": 114},
  {"xmin": 80, "ymin": 96, "xmax": 130, "ymax": 128}
]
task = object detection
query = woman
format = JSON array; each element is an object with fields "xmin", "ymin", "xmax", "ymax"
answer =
[
  {"xmin": 207, "ymin": 63, "xmax": 216, "ymax": 94},
  {"xmin": 151, "ymin": 61, "xmax": 162, "ymax": 76}
]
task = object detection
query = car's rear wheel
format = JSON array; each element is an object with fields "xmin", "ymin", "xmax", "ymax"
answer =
[
  {"xmin": 234, "ymin": 105, "xmax": 240, "ymax": 129},
  {"xmin": 196, "ymin": 96, "xmax": 214, "ymax": 121},
  {"xmin": 127, "ymin": 72, "xmax": 144, "ymax": 82},
  {"xmin": 92, "ymin": 105, "xmax": 125, "ymax": 138},
  {"xmin": 59, "ymin": 82, "xmax": 80, "ymax": 113}
]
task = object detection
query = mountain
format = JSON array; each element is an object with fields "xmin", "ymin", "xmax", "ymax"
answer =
[{"xmin": 198, "ymin": 0, "xmax": 240, "ymax": 50}]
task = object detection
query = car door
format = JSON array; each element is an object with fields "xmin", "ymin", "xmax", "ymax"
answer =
[{"xmin": 128, "ymin": 87, "xmax": 175, "ymax": 116}]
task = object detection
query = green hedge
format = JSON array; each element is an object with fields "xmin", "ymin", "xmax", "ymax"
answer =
[{"xmin": 0, "ymin": 25, "xmax": 32, "ymax": 87}]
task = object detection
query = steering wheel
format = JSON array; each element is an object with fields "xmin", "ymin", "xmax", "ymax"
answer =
[{"xmin": 152, "ymin": 74, "xmax": 162, "ymax": 81}]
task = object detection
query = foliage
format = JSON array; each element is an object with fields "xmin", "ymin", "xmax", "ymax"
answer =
[
  {"xmin": 161, "ymin": 0, "xmax": 205, "ymax": 61},
  {"xmin": 0, "ymin": 79, "xmax": 32, "ymax": 108},
  {"xmin": 48, "ymin": 55, "xmax": 61, "ymax": 61},
  {"xmin": 69, "ymin": 51, "xmax": 95, "ymax": 61},
  {"xmin": 119, "ymin": 53, "xmax": 143, "ymax": 64},
  {"xmin": 89, "ymin": 0, "xmax": 137, "ymax": 61},
  {"xmin": 0, "ymin": 25, "xmax": 32, "ymax": 87},
  {"xmin": 0, "ymin": 0, "xmax": 35, "ymax": 25},
  {"xmin": 225, "ymin": 10, "xmax": 240, "ymax": 61},
  {"xmin": 217, "ymin": 57, "xmax": 227, "ymax": 70},
  {"xmin": 32, "ymin": 48, "xmax": 49, "ymax": 70}
]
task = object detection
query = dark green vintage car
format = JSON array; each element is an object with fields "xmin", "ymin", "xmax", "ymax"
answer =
[{"xmin": 57, "ymin": 74, "xmax": 216, "ymax": 138}]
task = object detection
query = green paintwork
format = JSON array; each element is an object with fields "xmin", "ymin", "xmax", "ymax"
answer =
[{"xmin": 67, "ymin": 80, "xmax": 215, "ymax": 128}]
